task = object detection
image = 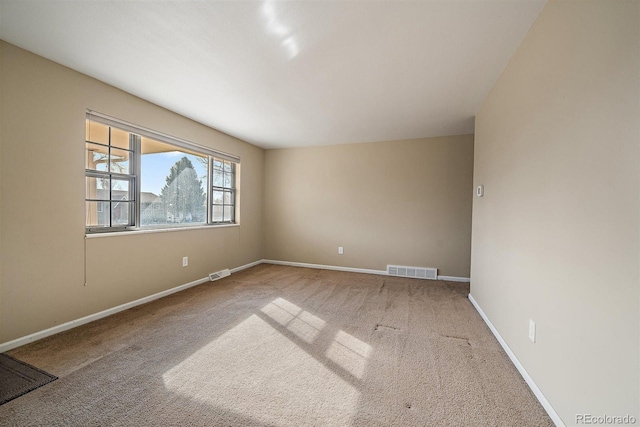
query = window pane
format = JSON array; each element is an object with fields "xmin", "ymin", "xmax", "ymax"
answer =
[
  {"xmin": 86, "ymin": 201, "xmax": 110, "ymax": 227},
  {"xmin": 224, "ymin": 206, "xmax": 233, "ymax": 222},
  {"xmin": 86, "ymin": 176, "xmax": 109, "ymax": 200},
  {"xmin": 110, "ymin": 148, "xmax": 131, "ymax": 174},
  {"xmin": 140, "ymin": 192, "xmax": 164, "ymax": 226},
  {"xmin": 171, "ymin": 190, "xmax": 206, "ymax": 223},
  {"xmin": 112, "ymin": 201, "xmax": 132, "ymax": 225},
  {"xmin": 223, "ymin": 172, "xmax": 232, "ymax": 188},
  {"xmin": 213, "ymin": 159, "xmax": 223, "ymax": 170},
  {"xmin": 86, "ymin": 121, "xmax": 109, "ymax": 145},
  {"xmin": 223, "ymin": 190, "xmax": 232, "ymax": 205},
  {"xmin": 111, "ymin": 178, "xmax": 130, "ymax": 201},
  {"xmin": 224, "ymin": 161, "xmax": 231, "ymax": 172},
  {"xmin": 86, "ymin": 143, "xmax": 109, "ymax": 171},
  {"xmin": 110, "ymin": 127, "xmax": 130, "ymax": 149},
  {"xmin": 140, "ymin": 137, "xmax": 208, "ymax": 227},
  {"xmin": 213, "ymin": 169, "xmax": 223, "ymax": 187},
  {"xmin": 212, "ymin": 205, "xmax": 223, "ymax": 222},
  {"xmin": 212, "ymin": 190, "xmax": 223, "ymax": 204}
]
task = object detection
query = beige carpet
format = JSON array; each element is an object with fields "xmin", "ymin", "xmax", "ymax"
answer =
[{"xmin": 2, "ymin": 265, "xmax": 553, "ymax": 426}]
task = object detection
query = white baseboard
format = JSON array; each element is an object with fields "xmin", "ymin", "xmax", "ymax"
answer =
[
  {"xmin": 230, "ymin": 259, "xmax": 263, "ymax": 273},
  {"xmin": 0, "ymin": 259, "xmax": 261, "ymax": 353},
  {"xmin": 262, "ymin": 259, "xmax": 388, "ymax": 276},
  {"xmin": 468, "ymin": 294, "xmax": 564, "ymax": 427},
  {"xmin": 437, "ymin": 275, "xmax": 471, "ymax": 283},
  {"xmin": 263, "ymin": 260, "xmax": 473, "ymax": 283}
]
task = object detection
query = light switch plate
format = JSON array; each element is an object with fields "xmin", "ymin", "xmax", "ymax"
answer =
[{"xmin": 529, "ymin": 319, "xmax": 536, "ymax": 343}]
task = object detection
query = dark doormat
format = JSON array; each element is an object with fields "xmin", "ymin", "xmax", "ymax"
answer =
[{"xmin": 0, "ymin": 353, "xmax": 57, "ymax": 405}]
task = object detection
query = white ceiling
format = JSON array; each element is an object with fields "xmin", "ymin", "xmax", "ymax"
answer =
[{"xmin": 0, "ymin": 0, "xmax": 545, "ymax": 149}]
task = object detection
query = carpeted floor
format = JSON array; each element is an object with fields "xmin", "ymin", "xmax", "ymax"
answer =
[{"xmin": 1, "ymin": 264, "xmax": 553, "ymax": 426}]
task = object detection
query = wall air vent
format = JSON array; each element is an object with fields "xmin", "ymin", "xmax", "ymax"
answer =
[
  {"xmin": 387, "ymin": 265, "xmax": 437, "ymax": 280},
  {"xmin": 209, "ymin": 269, "xmax": 231, "ymax": 281}
]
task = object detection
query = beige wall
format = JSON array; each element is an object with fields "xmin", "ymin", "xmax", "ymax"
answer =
[
  {"xmin": 264, "ymin": 136, "xmax": 474, "ymax": 277},
  {"xmin": 471, "ymin": 0, "xmax": 639, "ymax": 423},
  {"xmin": 0, "ymin": 41, "xmax": 264, "ymax": 343}
]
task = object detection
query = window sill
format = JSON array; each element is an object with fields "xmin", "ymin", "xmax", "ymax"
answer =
[{"xmin": 86, "ymin": 223, "xmax": 239, "ymax": 239}]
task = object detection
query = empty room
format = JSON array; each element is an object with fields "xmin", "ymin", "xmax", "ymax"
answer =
[{"xmin": 0, "ymin": 1, "xmax": 637, "ymax": 426}]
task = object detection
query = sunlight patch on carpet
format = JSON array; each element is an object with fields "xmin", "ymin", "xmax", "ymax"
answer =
[
  {"xmin": 162, "ymin": 314, "xmax": 359, "ymax": 425},
  {"xmin": 326, "ymin": 330, "xmax": 371, "ymax": 379},
  {"xmin": 260, "ymin": 297, "xmax": 326, "ymax": 344}
]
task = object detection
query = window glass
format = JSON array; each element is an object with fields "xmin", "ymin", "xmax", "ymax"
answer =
[
  {"xmin": 211, "ymin": 159, "xmax": 235, "ymax": 223},
  {"xmin": 110, "ymin": 148, "xmax": 131, "ymax": 174},
  {"xmin": 85, "ymin": 143, "xmax": 109, "ymax": 171},
  {"xmin": 86, "ymin": 121, "xmax": 109, "ymax": 145},
  {"xmin": 86, "ymin": 201, "xmax": 110, "ymax": 227},
  {"xmin": 140, "ymin": 138, "xmax": 208, "ymax": 226}
]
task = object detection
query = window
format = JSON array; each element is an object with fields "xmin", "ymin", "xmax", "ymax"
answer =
[
  {"xmin": 85, "ymin": 121, "xmax": 137, "ymax": 228},
  {"xmin": 85, "ymin": 112, "xmax": 239, "ymax": 233},
  {"xmin": 211, "ymin": 158, "xmax": 236, "ymax": 223}
]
